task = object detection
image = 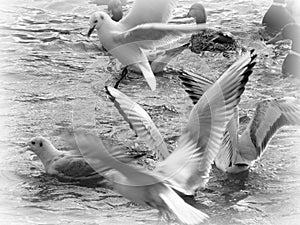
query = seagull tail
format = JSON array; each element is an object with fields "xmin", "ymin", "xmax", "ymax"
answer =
[
  {"xmin": 138, "ymin": 62, "xmax": 157, "ymax": 91},
  {"xmin": 160, "ymin": 189, "xmax": 208, "ymax": 225}
]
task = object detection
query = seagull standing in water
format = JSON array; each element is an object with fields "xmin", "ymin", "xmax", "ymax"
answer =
[
  {"xmin": 67, "ymin": 51, "xmax": 256, "ymax": 224},
  {"xmin": 87, "ymin": 0, "xmax": 207, "ymax": 91}
]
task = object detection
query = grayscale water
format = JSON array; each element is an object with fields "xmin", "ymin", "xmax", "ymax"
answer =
[{"xmin": 0, "ymin": 0, "xmax": 300, "ymax": 224}]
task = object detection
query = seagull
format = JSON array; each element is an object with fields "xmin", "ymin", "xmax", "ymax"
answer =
[
  {"xmin": 87, "ymin": 0, "xmax": 207, "ymax": 91},
  {"xmin": 66, "ymin": 50, "xmax": 256, "ymax": 224},
  {"xmin": 266, "ymin": 23, "xmax": 300, "ymax": 76},
  {"xmin": 186, "ymin": 3, "xmax": 244, "ymax": 56},
  {"xmin": 262, "ymin": 0, "xmax": 295, "ymax": 31},
  {"xmin": 178, "ymin": 67, "xmax": 300, "ymax": 174},
  {"xmin": 106, "ymin": 51, "xmax": 256, "ymax": 162},
  {"xmin": 108, "ymin": 0, "xmax": 124, "ymax": 22},
  {"xmin": 187, "ymin": 3, "xmax": 207, "ymax": 24},
  {"xmin": 27, "ymin": 136, "xmax": 136, "ymax": 180},
  {"xmin": 215, "ymin": 97, "xmax": 300, "ymax": 173}
]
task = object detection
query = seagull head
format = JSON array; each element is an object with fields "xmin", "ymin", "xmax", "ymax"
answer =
[
  {"xmin": 187, "ymin": 3, "xmax": 207, "ymax": 24},
  {"xmin": 27, "ymin": 136, "xmax": 50, "ymax": 154},
  {"xmin": 87, "ymin": 12, "xmax": 110, "ymax": 37},
  {"xmin": 267, "ymin": 23, "xmax": 300, "ymax": 44}
]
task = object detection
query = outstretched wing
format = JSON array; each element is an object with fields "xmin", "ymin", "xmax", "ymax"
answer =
[
  {"xmin": 178, "ymin": 69, "xmax": 214, "ymax": 104},
  {"xmin": 105, "ymin": 86, "xmax": 169, "ymax": 161},
  {"xmin": 149, "ymin": 43, "xmax": 190, "ymax": 73},
  {"xmin": 70, "ymin": 131, "xmax": 161, "ymax": 186},
  {"xmin": 112, "ymin": 23, "xmax": 207, "ymax": 49},
  {"xmin": 156, "ymin": 50, "xmax": 256, "ymax": 194},
  {"xmin": 237, "ymin": 97, "xmax": 300, "ymax": 163},
  {"xmin": 120, "ymin": 0, "xmax": 178, "ymax": 28},
  {"xmin": 62, "ymin": 132, "xmax": 140, "ymax": 176}
]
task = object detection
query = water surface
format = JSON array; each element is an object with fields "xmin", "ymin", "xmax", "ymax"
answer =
[{"xmin": 0, "ymin": 0, "xmax": 300, "ymax": 224}]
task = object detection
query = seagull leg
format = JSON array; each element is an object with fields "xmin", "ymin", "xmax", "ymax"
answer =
[{"xmin": 114, "ymin": 66, "xmax": 128, "ymax": 89}]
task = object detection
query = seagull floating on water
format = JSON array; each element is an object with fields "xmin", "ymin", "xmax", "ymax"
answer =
[
  {"xmin": 267, "ymin": 23, "xmax": 300, "ymax": 76},
  {"xmin": 87, "ymin": 0, "xmax": 207, "ymax": 91},
  {"xmin": 179, "ymin": 68, "xmax": 300, "ymax": 174},
  {"xmin": 186, "ymin": 3, "xmax": 244, "ymax": 56},
  {"xmin": 187, "ymin": 3, "xmax": 207, "ymax": 24},
  {"xmin": 108, "ymin": 0, "xmax": 124, "ymax": 22},
  {"xmin": 27, "ymin": 136, "xmax": 136, "ymax": 180},
  {"xmin": 66, "ymin": 51, "xmax": 256, "ymax": 224}
]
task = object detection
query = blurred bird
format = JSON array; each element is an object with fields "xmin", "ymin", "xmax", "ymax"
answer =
[
  {"xmin": 114, "ymin": 43, "xmax": 190, "ymax": 88},
  {"xmin": 68, "ymin": 50, "xmax": 255, "ymax": 224},
  {"xmin": 186, "ymin": 3, "xmax": 244, "ymax": 56},
  {"xmin": 27, "ymin": 136, "xmax": 136, "ymax": 180},
  {"xmin": 267, "ymin": 23, "xmax": 300, "ymax": 76},
  {"xmin": 87, "ymin": 0, "xmax": 207, "ymax": 91},
  {"xmin": 90, "ymin": 0, "xmax": 127, "ymax": 6},
  {"xmin": 107, "ymin": 51, "xmax": 256, "ymax": 163},
  {"xmin": 179, "ymin": 68, "xmax": 300, "ymax": 174},
  {"xmin": 215, "ymin": 98, "xmax": 300, "ymax": 173},
  {"xmin": 90, "ymin": 0, "xmax": 127, "ymax": 21},
  {"xmin": 262, "ymin": 0, "xmax": 295, "ymax": 31}
]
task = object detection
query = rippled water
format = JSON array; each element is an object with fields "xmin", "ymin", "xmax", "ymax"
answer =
[{"xmin": 0, "ymin": 0, "xmax": 300, "ymax": 224}]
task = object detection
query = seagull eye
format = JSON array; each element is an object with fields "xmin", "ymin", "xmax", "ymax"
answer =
[
  {"xmin": 100, "ymin": 15, "xmax": 104, "ymax": 20},
  {"xmin": 31, "ymin": 141, "xmax": 35, "ymax": 145},
  {"xmin": 39, "ymin": 142, "xmax": 43, "ymax": 147},
  {"xmin": 94, "ymin": 20, "xmax": 98, "ymax": 23}
]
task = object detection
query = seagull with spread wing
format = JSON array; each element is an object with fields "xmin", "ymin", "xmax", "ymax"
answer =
[
  {"xmin": 178, "ymin": 66, "xmax": 300, "ymax": 173},
  {"xmin": 87, "ymin": 0, "xmax": 207, "ymax": 91},
  {"xmin": 67, "ymin": 51, "xmax": 256, "ymax": 224}
]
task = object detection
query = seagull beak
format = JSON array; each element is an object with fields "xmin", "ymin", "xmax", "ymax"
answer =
[
  {"xmin": 266, "ymin": 32, "xmax": 284, "ymax": 44},
  {"xmin": 87, "ymin": 25, "xmax": 96, "ymax": 38}
]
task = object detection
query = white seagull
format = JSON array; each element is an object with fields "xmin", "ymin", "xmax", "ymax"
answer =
[
  {"xmin": 27, "ymin": 136, "xmax": 135, "ymax": 180},
  {"xmin": 178, "ymin": 67, "xmax": 300, "ymax": 173},
  {"xmin": 106, "ymin": 51, "xmax": 256, "ymax": 162},
  {"xmin": 87, "ymin": 0, "xmax": 207, "ymax": 91},
  {"xmin": 66, "ymin": 51, "xmax": 256, "ymax": 224}
]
